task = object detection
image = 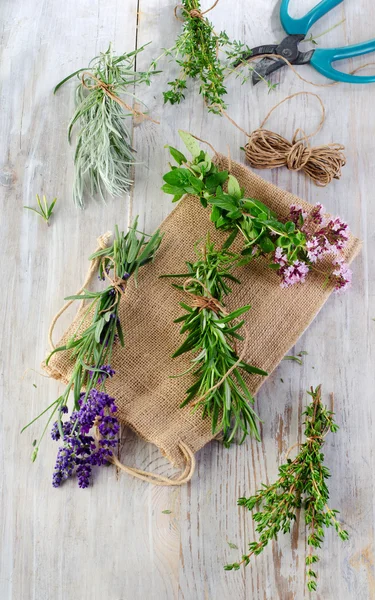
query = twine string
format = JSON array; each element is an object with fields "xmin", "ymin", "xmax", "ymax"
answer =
[
  {"xmin": 174, "ymin": 0, "xmax": 219, "ymax": 22},
  {"xmin": 220, "ymin": 91, "xmax": 346, "ymax": 187},
  {"xmin": 81, "ymin": 72, "xmax": 160, "ymax": 125},
  {"xmin": 284, "ymin": 392, "xmax": 335, "ymax": 461},
  {"xmin": 94, "ymin": 421, "xmax": 195, "ymax": 485}
]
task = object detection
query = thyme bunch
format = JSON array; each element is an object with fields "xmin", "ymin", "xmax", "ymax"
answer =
[
  {"xmin": 55, "ymin": 44, "xmax": 158, "ymax": 208},
  {"xmin": 151, "ymin": 0, "xmax": 272, "ymax": 113},
  {"xmin": 225, "ymin": 386, "xmax": 349, "ymax": 593},
  {"xmin": 22, "ymin": 219, "xmax": 163, "ymax": 487},
  {"xmin": 163, "ymin": 239, "xmax": 267, "ymax": 446},
  {"xmin": 163, "ymin": 131, "xmax": 352, "ymax": 292}
]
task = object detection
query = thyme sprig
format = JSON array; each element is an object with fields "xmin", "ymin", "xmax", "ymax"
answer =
[
  {"xmin": 55, "ymin": 44, "xmax": 159, "ymax": 208},
  {"xmin": 150, "ymin": 0, "xmax": 273, "ymax": 113},
  {"xmin": 163, "ymin": 239, "xmax": 267, "ymax": 446},
  {"xmin": 22, "ymin": 219, "xmax": 163, "ymax": 487},
  {"xmin": 162, "ymin": 131, "xmax": 352, "ymax": 292},
  {"xmin": 225, "ymin": 385, "xmax": 349, "ymax": 593}
]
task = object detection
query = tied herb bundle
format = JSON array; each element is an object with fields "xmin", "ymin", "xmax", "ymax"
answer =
[
  {"xmin": 163, "ymin": 131, "xmax": 352, "ymax": 292},
  {"xmin": 225, "ymin": 386, "xmax": 349, "ymax": 593},
  {"xmin": 22, "ymin": 219, "xmax": 163, "ymax": 488},
  {"xmin": 55, "ymin": 44, "xmax": 158, "ymax": 208},
  {"xmin": 163, "ymin": 239, "xmax": 267, "ymax": 446},
  {"xmin": 151, "ymin": 0, "xmax": 273, "ymax": 113}
]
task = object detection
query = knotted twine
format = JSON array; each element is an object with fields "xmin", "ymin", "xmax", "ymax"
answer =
[
  {"xmin": 81, "ymin": 72, "xmax": 159, "ymax": 125},
  {"xmin": 220, "ymin": 91, "xmax": 346, "ymax": 187},
  {"xmin": 48, "ymin": 233, "xmax": 195, "ymax": 486}
]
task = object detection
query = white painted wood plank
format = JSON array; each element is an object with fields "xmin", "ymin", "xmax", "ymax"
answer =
[{"xmin": 1, "ymin": 0, "xmax": 375, "ymax": 598}]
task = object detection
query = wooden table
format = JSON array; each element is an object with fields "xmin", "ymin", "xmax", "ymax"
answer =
[{"xmin": 1, "ymin": 1, "xmax": 374, "ymax": 598}]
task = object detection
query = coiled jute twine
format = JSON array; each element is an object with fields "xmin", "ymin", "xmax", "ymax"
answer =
[{"xmin": 220, "ymin": 91, "xmax": 346, "ymax": 187}]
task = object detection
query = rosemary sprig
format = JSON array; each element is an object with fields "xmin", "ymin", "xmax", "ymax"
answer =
[
  {"xmin": 150, "ymin": 1, "xmax": 272, "ymax": 113},
  {"xmin": 22, "ymin": 219, "xmax": 163, "ymax": 487},
  {"xmin": 55, "ymin": 44, "xmax": 159, "ymax": 208},
  {"xmin": 225, "ymin": 385, "xmax": 349, "ymax": 593},
  {"xmin": 24, "ymin": 194, "xmax": 57, "ymax": 225},
  {"xmin": 163, "ymin": 239, "xmax": 267, "ymax": 446}
]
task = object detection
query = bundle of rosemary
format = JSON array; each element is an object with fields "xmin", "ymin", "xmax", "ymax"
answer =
[
  {"xmin": 55, "ymin": 44, "xmax": 159, "ymax": 208},
  {"xmin": 22, "ymin": 219, "xmax": 163, "ymax": 488},
  {"xmin": 163, "ymin": 131, "xmax": 352, "ymax": 292},
  {"xmin": 225, "ymin": 386, "xmax": 349, "ymax": 593},
  {"xmin": 151, "ymin": 0, "xmax": 273, "ymax": 113},
  {"xmin": 163, "ymin": 239, "xmax": 267, "ymax": 446}
]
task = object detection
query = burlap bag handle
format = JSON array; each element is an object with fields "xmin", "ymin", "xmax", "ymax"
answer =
[{"xmin": 48, "ymin": 232, "xmax": 196, "ymax": 486}]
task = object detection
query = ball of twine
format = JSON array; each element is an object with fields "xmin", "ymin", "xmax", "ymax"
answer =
[{"xmin": 244, "ymin": 92, "xmax": 346, "ymax": 187}]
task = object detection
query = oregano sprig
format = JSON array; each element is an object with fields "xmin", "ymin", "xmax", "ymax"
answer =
[
  {"xmin": 224, "ymin": 385, "xmax": 349, "ymax": 593},
  {"xmin": 22, "ymin": 219, "xmax": 163, "ymax": 488},
  {"xmin": 162, "ymin": 238, "xmax": 267, "ymax": 446},
  {"xmin": 162, "ymin": 131, "xmax": 352, "ymax": 292}
]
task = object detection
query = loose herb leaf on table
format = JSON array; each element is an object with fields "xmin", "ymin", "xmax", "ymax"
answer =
[
  {"xmin": 163, "ymin": 131, "xmax": 352, "ymax": 293},
  {"xmin": 22, "ymin": 219, "xmax": 163, "ymax": 488},
  {"xmin": 55, "ymin": 44, "xmax": 159, "ymax": 208},
  {"xmin": 162, "ymin": 239, "xmax": 267, "ymax": 446},
  {"xmin": 225, "ymin": 385, "xmax": 349, "ymax": 593}
]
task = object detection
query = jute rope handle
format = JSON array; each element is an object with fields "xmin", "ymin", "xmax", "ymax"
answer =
[
  {"xmin": 81, "ymin": 72, "xmax": 160, "ymax": 125},
  {"xmin": 48, "ymin": 232, "xmax": 196, "ymax": 486},
  {"xmin": 174, "ymin": 0, "xmax": 219, "ymax": 22},
  {"xmin": 48, "ymin": 232, "xmax": 112, "ymax": 350}
]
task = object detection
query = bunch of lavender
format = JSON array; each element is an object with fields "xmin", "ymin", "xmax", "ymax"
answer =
[
  {"xmin": 22, "ymin": 219, "xmax": 163, "ymax": 488},
  {"xmin": 150, "ymin": 0, "xmax": 273, "ymax": 113},
  {"xmin": 225, "ymin": 386, "xmax": 349, "ymax": 593},
  {"xmin": 162, "ymin": 131, "xmax": 352, "ymax": 292},
  {"xmin": 162, "ymin": 239, "xmax": 267, "ymax": 446},
  {"xmin": 55, "ymin": 44, "xmax": 159, "ymax": 208}
]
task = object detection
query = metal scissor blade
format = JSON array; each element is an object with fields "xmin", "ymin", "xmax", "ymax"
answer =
[
  {"xmin": 233, "ymin": 44, "xmax": 278, "ymax": 67},
  {"xmin": 252, "ymin": 59, "xmax": 286, "ymax": 85}
]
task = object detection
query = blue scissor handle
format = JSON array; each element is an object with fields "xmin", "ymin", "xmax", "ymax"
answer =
[
  {"xmin": 280, "ymin": 0, "xmax": 344, "ymax": 36},
  {"xmin": 311, "ymin": 39, "xmax": 375, "ymax": 83}
]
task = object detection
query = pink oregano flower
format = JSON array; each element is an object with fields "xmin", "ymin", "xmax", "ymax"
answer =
[{"xmin": 273, "ymin": 203, "xmax": 352, "ymax": 293}]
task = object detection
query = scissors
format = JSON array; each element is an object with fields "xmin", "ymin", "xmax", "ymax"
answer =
[{"xmin": 237, "ymin": 0, "xmax": 375, "ymax": 84}]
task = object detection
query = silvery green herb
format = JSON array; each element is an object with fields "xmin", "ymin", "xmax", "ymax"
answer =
[
  {"xmin": 55, "ymin": 44, "xmax": 159, "ymax": 208},
  {"xmin": 163, "ymin": 239, "xmax": 267, "ymax": 446},
  {"xmin": 22, "ymin": 219, "xmax": 163, "ymax": 488},
  {"xmin": 162, "ymin": 131, "xmax": 352, "ymax": 292},
  {"xmin": 225, "ymin": 386, "xmax": 349, "ymax": 593}
]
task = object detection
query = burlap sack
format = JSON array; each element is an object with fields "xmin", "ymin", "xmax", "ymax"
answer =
[{"xmin": 43, "ymin": 155, "xmax": 361, "ymax": 482}]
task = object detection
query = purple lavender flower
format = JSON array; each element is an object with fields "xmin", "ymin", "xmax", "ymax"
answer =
[{"xmin": 51, "ymin": 389, "xmax": 119, "ymax": 489}]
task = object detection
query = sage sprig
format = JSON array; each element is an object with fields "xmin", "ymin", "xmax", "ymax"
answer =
[
  {"xmin": 163, "ymin": 239, "xmax": 267, "ymax": 446},
  {"xmin": 22, "ymin": 219, "xmax": 163, "ymax": 488},
  {"xmin": 225, "ymin": 385, "xmax": 349, "ymax": 593},
  {"xmin": 150, "ymin": 0, "xmax": 273, "ymax": 113},
  {"xmin": 163, "ymin": 131, "xmax": 352, "ymax": 292},
  {"xmin": 55, "ymin": 44, "xmax": 159, "ymax": 208}
]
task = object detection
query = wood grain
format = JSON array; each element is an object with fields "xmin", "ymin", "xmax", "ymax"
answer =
[{"xmin": 0, "ymin": 0, "xmax": 374, "ymax": 598}]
